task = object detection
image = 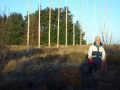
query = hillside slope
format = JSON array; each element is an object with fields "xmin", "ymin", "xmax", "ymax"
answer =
[{"xmin": 0, "ymin": 45, "xmax": 120, "ymax": 90}]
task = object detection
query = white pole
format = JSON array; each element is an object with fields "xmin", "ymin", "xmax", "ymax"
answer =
[
  {"xmin": 27, "ymin": 0, "xmax": 30, "ymax": 51},
  {"xmin": 57, "ymin": 0, "xmax": 60, "ymax": 48},
  {"xmin": 99, "ymin": 0, "xmax": 100, "ymax": 37},
  {"xmin": 80, "ymin": 0, "xmax": 83, "ymax": 45},
  {"xmin": 92, "ymin": 0, "xmax": 96, "ymax": 44},
  {"xmin": 86, "ymin": 0, "xmax": 88, "ymax": 45},
  {"xmin": 73, "ymin": 23, "xmax": 75, "ymax": 46},
  {"xmin": 66, "ymin": 0, "xmax": 68, "ymax": 47},
  {"xmin": 108, "ymin": 0, "xmax": 112, "ymax": 45},
  {"xmin": 104, "ymin": 0, "xmax": 106, "ymax": 44},
  {"xmin": 38, "ymin": 0, "xmax": 40, "ymax": 48},
  {"xmin": 73, "ymin": 0, "xmax": 76, "ymax": 46},
  {"xmin": 48, "ymin": 0, "xmax": 52, "ymax": 48}
]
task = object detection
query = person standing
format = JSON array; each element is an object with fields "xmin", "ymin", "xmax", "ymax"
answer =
[{"xmin": 88, "ymin": 36, "xmax": 106, "ymax": 74}]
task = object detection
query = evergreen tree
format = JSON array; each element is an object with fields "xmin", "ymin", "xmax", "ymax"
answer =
[
  {"xmin": 4, "ymin": 12, "xmax": 24, "ymax": 45},
  {"xmin": 23, "ymin": 7, "xmax": 86, "ymax": 46}
]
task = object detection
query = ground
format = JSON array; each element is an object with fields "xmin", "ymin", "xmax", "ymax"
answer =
[{"xmin": 0, "ymin": 45, "xmax": 120, "ymax": 90}]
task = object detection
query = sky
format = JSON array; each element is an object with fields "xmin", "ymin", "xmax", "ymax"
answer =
[{"xmin": 0, "ymin": 0, "xmax": 120, "ymax": 44}]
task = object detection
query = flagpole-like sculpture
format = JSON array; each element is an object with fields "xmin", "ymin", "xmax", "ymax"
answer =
[
  {"xmin": 80, "ymin": 0, "xmax": 83, "ymax": 46},
  {"xmin": 108, "ymin": 0, "xmax": 112, "ymax": 45},
  {"xmin": 73, "ymin": 0, "xmax": 76, "ymax": 46},
  {"xmin": 48, "ymin": 0, "xmax": 52, "ymax": 48},
  {"xmin": 99, "ymin": 0, "xmax": 100, "ymax": 37},
  {"xmin": 104, "ymin": 0, "xmax": 106, "ymax": 44},
  {"xmin": 92, "ymin": 0, "xmax": 96, "ymax": 44},
  {"xmin": 38, "ymin": 0, "xmax": 41, "ymax": 48},
  {"xmin": 65, "ymin": 0, "xmax": 68, "ymax": 47},
  {"xmin": 86, "ymin": 0, "xmax": 88, "ymax": 45},
  {"xmin": 57, "ymin": 0, "xmax": 60, "ymax": 48},
  {"xmin": 27, "ymin": 0, "xmax": 30, "ymax": 51}
]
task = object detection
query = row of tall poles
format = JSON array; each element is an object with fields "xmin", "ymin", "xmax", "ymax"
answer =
[
  {"xmin": 103, "ymin": 0, "xmax": 112, "ymax": 45},
  {"xmin": 27, "ymin": 0, "xmax": 112, "ymax": 50},
  {"xmin": 27, "ymin": 0, "xmax": 78, "ymax": 49}
]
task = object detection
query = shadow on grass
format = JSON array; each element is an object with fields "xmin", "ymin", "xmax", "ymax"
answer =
[{"xmin": 0, "ymin": 47, "xmax": 120, "ymax": 90}]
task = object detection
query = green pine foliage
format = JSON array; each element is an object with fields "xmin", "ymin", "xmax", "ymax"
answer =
[
  {"xmin": 0, "ymin": 12, "xmax": 24, "ymax": 45},
  {"xmin": 23, "ymin": 7, "xmax": 86, "ymax": 46},
  {"xmin": 0, "ymin": 7, "xmax": 86, "ymax": 46}
]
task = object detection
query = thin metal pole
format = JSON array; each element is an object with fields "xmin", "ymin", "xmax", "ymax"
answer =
[
  {"xmin": 86, "ymin": 0, "xmax": 88, "ymax": 45},
  {"xmin": 57, "ymin": 0, "xmax": 60, "ymax": 48},
  {"xmin": 73, "ymin": 23, "xmax": 75, "ymax": 46},
  {"xmin": 27, "ymin": 0, "xmax": 30, "ymax": 51},
  {"xmin": 65, "ymin": 0, "xmax": 68, "ymax": 47},
  {"xmin": 108, "ymin": 0, "xmax": 112, "ymax": 45},
  {"xmin": 48, "ymin": 0, "xmax": 52, "ymax": 48},
  {"xmin": 92, "ymin": 0, "xmax": 96, "ymax": 44},
  {"xmin": 80, "ymin": 0, "xmax": 83, "ymax": 45},
  {"xmin": 73, "ymin": 0, "xmax": 76, "ymax": 46},
  {"xmin": 38, "ymin": 0, "xmax": 40, "ymax": 48},
  {"xmin": 99, "ymin": 0, "xmax": 100, "ymax": 37},
  {"xmin": 104, "ymin": 0, "xmax": 106, "ymax": 44}
]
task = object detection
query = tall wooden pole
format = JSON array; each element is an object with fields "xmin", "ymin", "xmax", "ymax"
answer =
[
  {"xmin": 92, "ymin": 0, "xmax": 96, "ymax": 44},
  {"xmin": 57, "ymin": 0, "xmax": 60, "ymax": 48},
  {"xmin": 38, "ymin": 0, "xmax": 41, "ymax": 48},
  {"xmin": 80, "ymin": 0, "xmax": 83, "ymax": 45},
  {"xmin": 99, "ymin": 0, "xmax": 100, "ymax": 37},
  {"xmin": 73, "ymin": 0, "xmax": 76, "ymax": 46},
  {"xmin": 65, "ymin": 0, "xmax": 68, "ymax": 47},
  {"xmin": 48, "ymin": 0, "xmax": 52, "ymax": 48},
  {"xmin": 86, "ymin": 0, "xmax": 88, "ymax": 45},
  {"xmin": 27, "ymin": 0, "xmax": 30, "ymax": 51},
  {"xmin": 108, "ymin": 0, "xmax": 112, "ymax": 45},
  {"xmin": 104, "ymin": 0, "xmax": 106, "ymax": 44}
]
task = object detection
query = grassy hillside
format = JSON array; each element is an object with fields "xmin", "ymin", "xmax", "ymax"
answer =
[{"xmin": 0, "ymin": 45, "xmax": 120, "ymax": 90}]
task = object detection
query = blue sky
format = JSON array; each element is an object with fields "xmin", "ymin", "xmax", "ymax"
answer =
[{"xmin": 0, "ymin": 0, "xmax": 120, "ymax": 44}]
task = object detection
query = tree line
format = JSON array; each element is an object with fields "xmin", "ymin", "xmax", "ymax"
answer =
[{"xmin": 0, "ymin": 7, "xmax": 86, "ymax": 47}]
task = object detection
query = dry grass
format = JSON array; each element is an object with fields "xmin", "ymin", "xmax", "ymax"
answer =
[
  {"xmin": 0, "ymin": 44, "xmax": 120, "ymax": 90},
  {"xmin": 105, "ymin": 44, "xmax": 120, "ymax": 65}
]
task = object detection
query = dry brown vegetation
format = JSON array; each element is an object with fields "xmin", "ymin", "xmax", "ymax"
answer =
[{"xmin": 0, "ymin": 45, "xmax": 120, "ymax": 90}]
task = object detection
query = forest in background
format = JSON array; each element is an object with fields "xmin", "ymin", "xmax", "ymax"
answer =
[{"xmin": 0, "ymin": 7, "xmax": 86, "ymax": 47}]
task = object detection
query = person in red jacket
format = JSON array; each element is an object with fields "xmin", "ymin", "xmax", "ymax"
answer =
[{"xmin": 88, "ymin": 36, "xmax": 106, "ymax": 74}]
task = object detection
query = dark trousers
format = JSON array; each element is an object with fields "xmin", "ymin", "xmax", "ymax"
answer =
[{"xmin": 88, "ymin": 63, "xmax": 101, "ymax": 74}]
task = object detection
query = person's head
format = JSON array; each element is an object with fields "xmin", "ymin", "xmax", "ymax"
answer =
[{"xmin": 95, "ymin": 36, "xmax": 101, "ymax": 45}]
